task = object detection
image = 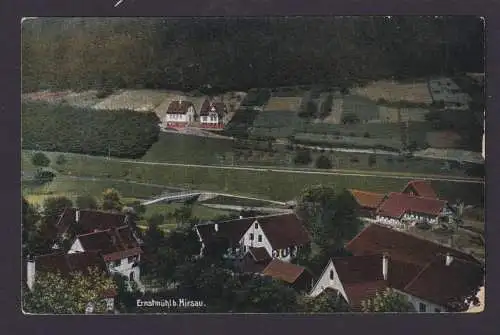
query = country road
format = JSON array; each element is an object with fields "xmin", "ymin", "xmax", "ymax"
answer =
[{"xmin": 23, "ymin": 150, "xmax": 485, "ymax": 184}]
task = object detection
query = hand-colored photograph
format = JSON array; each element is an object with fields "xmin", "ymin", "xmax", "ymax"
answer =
[{"xmin": 21, "ymin": 16, "xmax": 485, "ymax": 314}]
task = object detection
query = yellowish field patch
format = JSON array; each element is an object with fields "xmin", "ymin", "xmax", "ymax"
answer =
[
  {"xmin": 352, "ymin": 80, "xmax": 433, "ymax": 104},
  {"xmin": 93, "ymin": 89, "xmax": 174, "ymax": 112},
  {"xmin": 263, "ymin": 96, "xmax": 303, "ymax": 112},
  {"xmin": 378, "ymin": 106, "xmax": 428, "ymax": 123}
]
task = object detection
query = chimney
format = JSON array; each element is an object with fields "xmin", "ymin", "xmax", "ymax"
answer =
[
  {"xmin": 382, "ymin": 253, "xmax": 389, "ymax": 280},
  {"xmin": 239, "ymin": 215, "xmax": 244, "ymax": 219},
  {"xmin": 214, "ymin": 223, "xmax": 219, "ymax": 232},
  {"xmin": 27, "ymin": 256, "xmax": 35, "ymax": 291},
  {"xmin": 75, "ymin": 209, "xmax": 80, "ymax": 223},
  {"xmin": 445, "ymin": 253, "xmax": 454, "ymax": 266}
]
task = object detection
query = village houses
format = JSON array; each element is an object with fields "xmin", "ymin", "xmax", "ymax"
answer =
[{"xmin": 309, "ymin": 224, "xmax": 484, "ymax": 312}]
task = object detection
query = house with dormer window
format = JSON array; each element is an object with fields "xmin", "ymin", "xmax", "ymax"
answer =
[
  {"xmin": 199, "ymin": 99, "xmax": 226, "ymax": 129},
  {"xmin": 195, "ymin": 213, "xmax": 311, "ymax": 264}
]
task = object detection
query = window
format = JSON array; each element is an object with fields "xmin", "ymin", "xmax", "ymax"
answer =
[
  {"xmin": 128, "ymin": 256, "xmax": 135, "ymax": 263},
  {"xmin": 419, "ymin": 303, "xmax": 427, "ymax": 313},
  {"xmin": 329, "ymin": 270, "xmax": 334, "ymax": 280},
  {"xmin": 434, "ymin": 308, "xmax": 441, "ymax": 313},
  {"xmin": 258, "ymin": 235, "xmax": 262, "ymax": 242},
  {"xmin": 250, "ymin": 233, "xmax": 254, "ymax": 241},
  {"xmin": 113, "ymin": 260, "xmax": 120, "ymax": 267},
  {"xmin": 255, "ymin": 222, "xmax": 258, "ymax": 229}
]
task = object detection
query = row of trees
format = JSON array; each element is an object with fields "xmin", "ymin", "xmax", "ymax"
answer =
[
  {"xmin": 22, "ymin": 17, "xmax": 484, "ymax": 93},
  {"xmin": 22, "ymin": 102, "xmax": 160, "ymax": 158}
]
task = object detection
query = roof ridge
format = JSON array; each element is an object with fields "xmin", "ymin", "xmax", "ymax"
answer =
[{"xmin": 76, "ymin": 229, "xmax": 112, "ymax": 238}]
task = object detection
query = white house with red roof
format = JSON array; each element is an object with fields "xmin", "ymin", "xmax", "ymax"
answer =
[
  {"xmin": 163, "ymin": 97, "xmax": 196, "ymax": 128},
  {"xmin": 195, "ymin": 213, "xmax": 311, "ymax": 263},
  {"xmin": 199, "ymin": 99, "xmax": 226, "ymax": 129},
  {"xmin": 309, "ymin": 224, "xmax": 484, "ymax": 312},
  {"xmin": 68, "ymin": 225, "xmax": 143, "ymax": 285}
]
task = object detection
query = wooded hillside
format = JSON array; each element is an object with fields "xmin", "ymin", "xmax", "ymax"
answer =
[{"xmin": 22, "ymin": 17, "xmax": 484, "ymax": 93}]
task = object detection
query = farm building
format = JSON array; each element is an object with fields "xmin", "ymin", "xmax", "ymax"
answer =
[
  {"xmin": 401, "ymin": 180, "xmax": 438, "ymax": 199},
  {"xmin": 310, "ymin": 224, "xmax": 483, "ymax": 313},
  {"xmin": 348, "ymin": 189, "xmax": 386, "ymax": 217},
  {"xmin": 261, "ymin": 258, "xmax": 315, "ymax": 292},
  {"xmin": 162, "ymin": 98, "xmax": 196, "ymax": 128},
  {"xmin": 375, "ymin": 192, "xmax": 455, "ymax": 228}
]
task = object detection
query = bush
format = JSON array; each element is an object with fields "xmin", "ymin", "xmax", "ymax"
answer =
[
  {"xmin": 368, "ymin": 154, "xmax": 377, "ymax": 167},
  {"xmin": 363, "ymin": 132, "xmax": 370, "ymax": 138},
  {"xmin": 22, "ymin": 101, "xmax": 160, "ymax": 159},
  {"xmin": 33, "ymin": 169, "xmax": 55, "ymax": 185},
  {"xmin": 55, "ymin": 154, "xmax": 67, "ymax": 165},
  {"xmin": 31, "ymin": 152, "xmax": 50, "ymax": 167},
  {"xmin": 315, "ymin": 155, "xmax": 332, "ymax": 169},
  {"xmin": 294, "ymin": 149, "xmax": 312, "ymax": 165}
]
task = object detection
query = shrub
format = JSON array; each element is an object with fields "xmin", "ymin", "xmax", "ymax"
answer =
[
  {"xmin": 363, "ymin": 132, "xmax": 370, "ymax": 138},
  {"xmin": 31, "ymin": 152, "xmax": 50, "ymax": 167},
  {"xmin": 315, "ymin": 155, "xmax": 332, "ymax": 169},
  {"xmin": 294, "ymin": 149, "xmax": 312, "ymax": 165},
  {"xmin": 55, "ymin": 154, "xmax": 67, "ymax": 165},
  {"xmin": 33, "ymin": 169, "xmax": 55, "ymax": 185}
]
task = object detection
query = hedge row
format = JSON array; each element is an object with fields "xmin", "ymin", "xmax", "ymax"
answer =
[{"xmin": 22, "ymin": 101, "xmax": 160, "ymax": 158}]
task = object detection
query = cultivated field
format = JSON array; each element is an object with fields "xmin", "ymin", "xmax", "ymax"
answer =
[
  {"xmin": 351, "ymin": 80, "xmax": 433, "ymax": 104},
  {"xmin": 378, "ymin": 106, "xmax": 429, "ymax": 123},
  {"xmin": 263, "ymin": 96, "xmax": 303, "ymax": 112},
  {"xmin": 93, "ymin": 89, "xmax": 173, "ymax": 112},
  {"xmin": 426, "ymin": 131, "xmax": 462, "ymax": 149}
]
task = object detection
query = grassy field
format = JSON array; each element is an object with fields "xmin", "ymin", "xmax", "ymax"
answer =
[
  {"xmin": 200, "ymin": 195, "xmax": 287, "ymax": 208},
  {"xmin": 143, "ymin": 202, "xmax": 237, "ymax": 221},
  {"xmin": 21, "ymin": 151, "xmax": 484, "ymax": 206},
  {"xmin": 142, "ymin": 132, "xmax": 233, "ymax": 165}
]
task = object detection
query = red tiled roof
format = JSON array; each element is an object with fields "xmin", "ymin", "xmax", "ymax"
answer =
[
  {"xmin": 332, "ymin": 254, "xmax": 422, "ymax": 291},
  {"xmin": 403, "ymin": 256, "xmax": 484, "ymax": 310},
  {"xmin": 343, "ymin": 281, "xmax": 389, "ymax": 311},
  {"xmin": 35, "ymin": 251, "xmax": 107, "ymax": 276},
  {"xmin": 75, "ymin": 225, "xmax": 141, "ymax": 260},
  {"xmin": 56, "ymin": 208, "xmax": 128, "ymax": 237},
  {"xmin": 196, "ymin": 217, "xmax": 254, "ymax": 246},
  {"xmin": 377, "ymin": 192, "xmax": 447, "ymax": 218},
  {"xmin": 166, "ymin": 100, "xmax": 194, "ymax": 114},
  {"xmin": 199, "ymin": 99, "xmax": 226, "ymax": 116},
  {"xmin": 258, "ymin": 213, "xmax": 311, "ymax": 249},
  {"xmin": 196, "ymin": 213, "xmax": 311, "ymax": 250},
  {"xmin": 345, "ymin": 224, "xmax": 480, "ymax": 268},
  {"xmin": 262, "ymin": 259, "xmax": 306, "ymax": 284},
  {"xmin": 403, "ymin": 180, "xmax": 438, "ymax": 199},
  {"xmin": 248, "ymin": 247, "xmax": 271, "ymax": 262},
  {"xmin": 348, "ymin": 189, "xmax": 386, "ymax": 209}
]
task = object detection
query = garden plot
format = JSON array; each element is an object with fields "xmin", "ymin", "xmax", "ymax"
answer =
[
  {"xmin": 93, "ymin": 89, "xmax": 173, "ymax": 112},
  {"xmin": 429, "ymin": 77, "xmax": 472, "ymax": 109},
  {"xmin": 414, "ymin": 148, "xmax": 484, "ymax": 164},
  {"xmin": 378, "ymin": 106, "xmax": 429, "ymax": 123},
  {"xmin": 263, "ymin": 96, "xmax": 303, "ymax": 112},
  {"xmin": 251, "ymin": 110, "xmax": 304, "ymax": 139},
  {"xmin": 351, "ymin": 80, "xmax": 433, "ymax": 104},
  {"xmin": 426, "ymin": 131, "xmax": 462, "ymax": 149},
  {"xmin": 342, "ymin": 95, "xmax": 379, "ymax": 123}
]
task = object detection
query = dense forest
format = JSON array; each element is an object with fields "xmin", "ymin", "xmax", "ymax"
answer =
[{"xmin": 21, "ymin": 17, "xmax": 484, "ymax": 93}]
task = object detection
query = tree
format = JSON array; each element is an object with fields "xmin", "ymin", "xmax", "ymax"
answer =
[
  {"xmin": 75, "ymin": 195, "xmax": 98, "ymax": 210},
  {"xmin": 33, "ymin": 170, "xmax": 55, "ymax": 186},
  {"xmin": 315, "ymin": 155, "xmax": 332, "ymax": 169},
  {"xmin": 172, "ymin": 204, "xmax": 194, "ymax": 226},
  {"xmin": 294, "ymin": 149, "xmax": 312, "ymax": 165},
  {"xmin": 299, "ymin": 289, "xmax": 351, "ymax": 313},
  {"xmin": 42, "ymin": 196, "xmax": 73, "ymax": 217},
  {"xmin": 22, "ymin": 198, "xmax": 41, "ymax": 256},
  {"xmin": 361, "ymin": 288, "xmax": 415, "ymax": 313},
  {"xmin": 23, "ymin": 268, "xmax": 117, "ymax": 314},
  {"xmin": 31, "ymin": 152, "xmax": 51, "ymax": 167},
  {"xmin": 101, "ymin": 188, "xmax": 122, "ymax": 211}
]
